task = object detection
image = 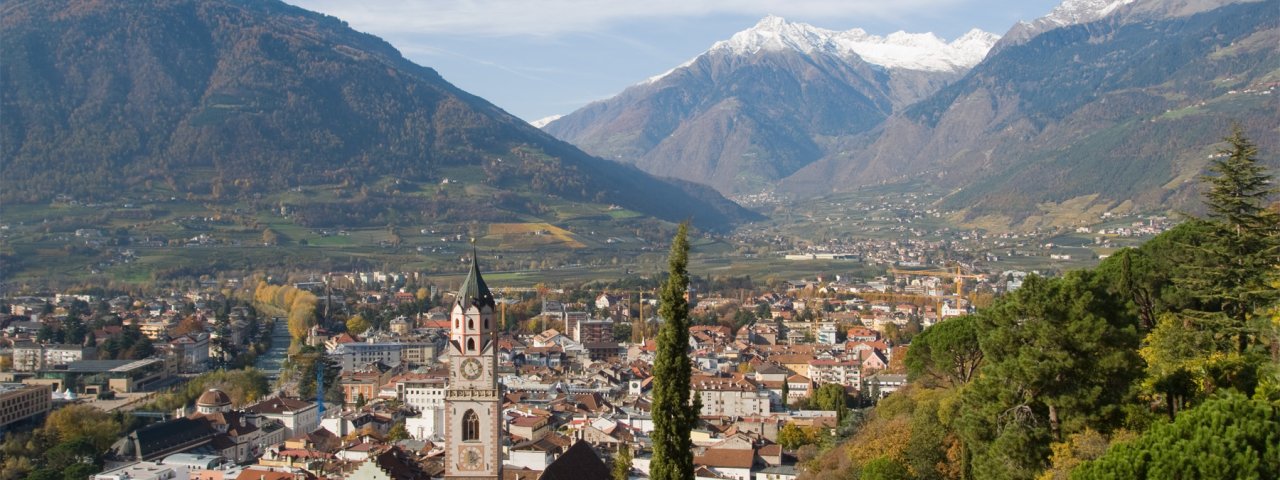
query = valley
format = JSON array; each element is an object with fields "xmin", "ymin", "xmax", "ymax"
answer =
[
  {"xmin": 0, "ymin": 1, "xmax": 1277, "ymax": 480},
  {"xmin": 0, "ymin": 178, "xmax": 1171, "ymax": 293}
]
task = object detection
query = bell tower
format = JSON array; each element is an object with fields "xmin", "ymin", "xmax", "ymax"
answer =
[{"xmin": 445, "ymin": 246, "xmax": 502, "ymax": 479}]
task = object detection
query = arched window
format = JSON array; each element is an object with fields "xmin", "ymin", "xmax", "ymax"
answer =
[
  {"xmin": 468, "ymin": 319, "xmax": 474, "ymax": 329},
  {"xmin": 454, "ymin": 318, "xmax": 459, "ymax": 328},
  {"xmin": 467, "ymin": 338, "xmax": 475, "ymax": 352},
  {"xmin": 484, "ymin": 318, "xmax": 489, "ymax": 329},
  {"xmin": 462, "ymin": 410, "xmax": 479, "ymax": 441}
]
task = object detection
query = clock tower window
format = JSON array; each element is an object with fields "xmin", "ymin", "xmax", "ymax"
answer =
[
  {"xmin": 467, "ymin": 338, "xmax": 475, "ymax": 352},
  {"xmin": 463, "ymin": 409, "xmax": 479, "ymax": 441}
]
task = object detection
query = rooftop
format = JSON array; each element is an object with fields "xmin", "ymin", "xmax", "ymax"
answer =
[{"xmin": 51, "ymin": 358, "xmax": 161, "ymax": 373}]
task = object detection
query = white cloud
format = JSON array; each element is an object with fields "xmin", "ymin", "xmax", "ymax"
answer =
[{"xmin": 287, "ymin": 0, "xmax": 966, "ymax": 37}]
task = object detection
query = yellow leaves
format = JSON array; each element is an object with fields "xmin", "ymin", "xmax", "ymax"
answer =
[
  {"xmin": 45, "ymin": 404, "xmax": 121, "ymax": 452},
  {"xmin": 846, "ymin": 414, "xmax": 913, "ymax": 466},
  {"xmin": 346, "ymin": 314, "xmax": 371, "ymax": 336},
  {"xmin": 254, "ymin": 281, "xmax": 318, "ymax": 343}
]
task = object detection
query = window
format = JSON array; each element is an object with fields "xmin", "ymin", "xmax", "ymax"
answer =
[
  {"xmin": 484, "ymin": 318, "xmax": 489, "ymax": 329},
  {"xmin": 462, "ymin": 410, "xmax": 480, "ymax": 441},
  {"xmin": 469, "ymin": 319, "xmax": 474, "ymax": 329},
  {"xmin": 467, "ymin": 338, "xmax": 475, "ymax": 352}
]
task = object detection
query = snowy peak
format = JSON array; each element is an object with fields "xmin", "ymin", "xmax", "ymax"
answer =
[
  {"xmin": 1039, "ymin": 0, "xmax": 1135, "ymax": 27},
  {"xmin": 998, "ymin": 0, "xmax": 1135, "ymax": 50},
  {"xmin": 948, "ymin": 28, "xmax": 1003, "ymax": 66},
  {"xmin": 529, "ymin": 114, "xmax": 562, "ymax": 129},
  {"xmin": 712, "ymin": 15, "xmax": 837, "ymax": 55},
  {"xmin": 706, "ymin": 16, "xmax": 999, "ymax": 73}
]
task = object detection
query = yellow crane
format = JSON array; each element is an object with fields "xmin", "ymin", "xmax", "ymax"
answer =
[{"xmin": 887, "ymin": 263, "xmax": 986, "ymax": 297}]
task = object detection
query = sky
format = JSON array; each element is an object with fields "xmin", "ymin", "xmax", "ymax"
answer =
[{"xmin": 286, "ymin": 0, "xmax": 1065, "ymax": 123}]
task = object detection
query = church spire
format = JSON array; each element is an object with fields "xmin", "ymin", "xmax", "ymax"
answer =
[{"xmin": 456, "ymin": 241, "xmax": 495, "ymax": 309}]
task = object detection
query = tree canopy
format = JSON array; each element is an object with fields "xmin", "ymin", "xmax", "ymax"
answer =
[{"xmin": 1071, "ymin": 393, "xmax": 1279, "ymax": 479}]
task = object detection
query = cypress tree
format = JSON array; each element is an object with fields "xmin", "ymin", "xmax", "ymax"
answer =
[{"xmin": 650, "ymin": 223, "xmax": 697, "ymax": 480}]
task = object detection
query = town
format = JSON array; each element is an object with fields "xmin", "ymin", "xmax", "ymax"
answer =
[{"xmin": 0, "ymin": 246, "xmax": 1019, "ymax": 480}]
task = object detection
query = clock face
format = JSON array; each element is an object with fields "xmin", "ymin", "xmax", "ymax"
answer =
[
  {"xmin": 461, "ymin": 358, "xmax": 482, "ymax": 380},
  {"xmin": 462, "ymin": 446, "xmax": 483, "ymax": 470}
]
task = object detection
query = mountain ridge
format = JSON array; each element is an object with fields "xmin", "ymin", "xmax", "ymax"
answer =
[
  {"xmin": 0, "ymin": 0, "xmax": 758, "ymax": 230},
  {"xmin": 781, "ymin": 0, "xmax": 1279, "ymax": 224},
  {"xmin": 544, "ymin": 16, "xmax": 989, "ymax": 194}
]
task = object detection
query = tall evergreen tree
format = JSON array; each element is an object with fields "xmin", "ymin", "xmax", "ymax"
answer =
[
  {"xmin": 959, "ymin": 272, "xmax": 1141, "ymax": 478},
  {"xmin": 650, "ymin": 223, "xmax": 697, "ymax": 480},
  {"xmin": 1180, "ymin": 125, "xmax": 1278, "ymax": 354},
  {"xmin": 1203, "ymin": 125, "xmax": 1276, "ymax": 236}
]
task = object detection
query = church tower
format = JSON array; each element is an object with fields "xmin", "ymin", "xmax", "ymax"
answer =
[{"xmin": 445, "ymin": 248, "xmax": 502, "ymax": 479}]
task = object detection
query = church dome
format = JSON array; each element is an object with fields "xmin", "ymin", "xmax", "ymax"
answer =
[{"xmin": 196, "ymin": 389, "xmax": 232, "ymax": 408}]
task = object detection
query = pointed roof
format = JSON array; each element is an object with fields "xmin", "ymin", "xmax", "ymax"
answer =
[
  {"xmin": 456, "ymin": 245, "xmax": 495, "ymax": 309},
  {"xmin": 541, "ymin": 440, "xmax": 609, "ymax": 480}
]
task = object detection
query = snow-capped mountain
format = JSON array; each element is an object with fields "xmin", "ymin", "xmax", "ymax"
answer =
[
  {"xmin": 1038, "ymin": 0, "xmax": 1135, "ymax": 27},
  {"xmin": 675, "ymin": 15, "xmax": 997, "ymax": 75},
  {"xmin": 995, "ymin": 0, "xmax": 1253, "ymax": 51},
  {"xmin": 997, "ymin": 0, "xmax": 1134, "ymax": 47},
  {"xmin": 783, "ymin": 0, "xmax": 1277, "ymax": 226},
  {"xmin": 528, "ymin": 114, "xmax": 563, "ymax": 129},
  {"xmin": 543, "ymin": 16, "xmax": 995, "ymax": 193}
]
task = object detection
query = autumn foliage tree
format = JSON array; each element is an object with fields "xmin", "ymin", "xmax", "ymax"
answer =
[
  {"xmin": 254, "ymin": 281, "xmax": 318, "ymax": 343},
  {"xmin": 346, "ymin": 314, "xmax": 371, "ymax": 336}
]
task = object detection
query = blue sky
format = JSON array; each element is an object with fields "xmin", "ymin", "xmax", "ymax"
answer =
[{"xmin": 287, "ymin": 0, "xmax": 1064, "ymax": 122}]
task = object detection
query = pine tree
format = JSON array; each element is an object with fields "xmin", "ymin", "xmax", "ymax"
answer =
[
  {"xmin": 1204, "ymin": 125, "xmax": 1276, "ymax": 236},
  {"xmin": 650, "ymin": 223, "xmax": 697, "ymax": 480},
  {"xmin": 1072, "ymin": 392, "xmax": 1280, "ymax": 479},
  {"xmin": 1181, "ymin": 125, "xmax": 1279, "ymax": 354}
]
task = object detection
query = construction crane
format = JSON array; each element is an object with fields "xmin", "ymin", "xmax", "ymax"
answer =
[{"xmin": 887, "ymin": 263, "xmax": 986, "ymax": 297}]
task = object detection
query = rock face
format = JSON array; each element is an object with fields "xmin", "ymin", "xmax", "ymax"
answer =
[
  {"xmin": 783, "ymin": 0, "xmax": 1278, "ymax": 221},
  {"xmin": 544, "ymin": 16, "xmax": 997, "ymax": 195},
  {"xmin": 0, "ymin": 0, "xmax": 757, "ymax": 229}
]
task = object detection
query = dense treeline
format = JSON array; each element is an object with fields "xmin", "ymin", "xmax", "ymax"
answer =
[
  {"xmin": 803, "ymin": 127, "xmax": 1278, "ymax": 480},
  {"xmin": 253, "ymin": 281, "xmax": 318, "ymax": 344}
]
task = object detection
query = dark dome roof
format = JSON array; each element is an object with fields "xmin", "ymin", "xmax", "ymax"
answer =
[{"xmin": 196, "ymin": 389, "xmax": 232, "ymax": 407}]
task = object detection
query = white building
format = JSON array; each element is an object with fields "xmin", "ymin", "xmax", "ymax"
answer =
[
  {"xmin": 807, "ymin": 359, "xmax": 861, "ymax": 391},
  {"xmin": 816, "ymin": 323, "xmax": 838, "ymax": 345},
  {"xmin": 243, "ymin": 396, "xmax": 320, "ymax": 439},
  {"xmin": 334, "ymin": 342, "xmax": 403, "ymax": 370},
  {"xmin": 11, "ymin": 343, "xmax": 96, "ymax": 372},
  {"xmin": 692, "ymin": 375, "xmax": 771, "ymax": 417},
  {"xmin": 169, "ymin": 333, "xmax": 210, "ymax": 373},
  {"xmin": 392, "ymin": 374, "xmax": 447, "ymax": 440},
  {"xmin": 93, "ymin": 462, "xmax": 186, "ymax": 480}
]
